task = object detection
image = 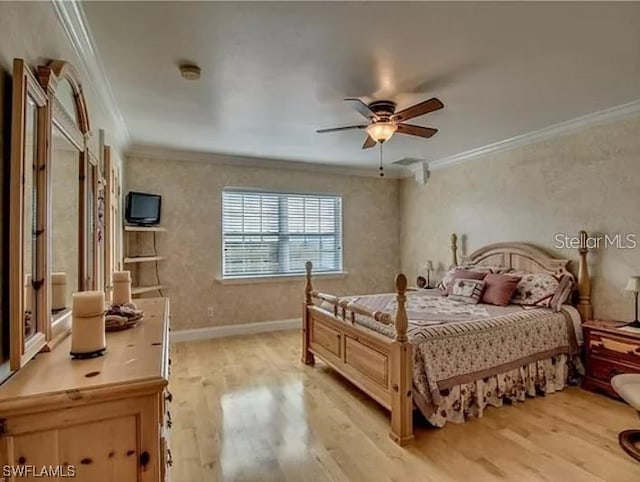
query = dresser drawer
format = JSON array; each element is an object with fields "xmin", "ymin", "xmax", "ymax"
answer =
[
  {"xmin": 588, "ymin": 355, "xmax": 640, "ymax": 384},
  {"xmin": 582, "ymin": 321, "xmax": 640, "ymax": 398},
  {"xmin": 589, "ymin": 333, "xmax": 640, "ymax": 365},
  {"xmin": 590, "ymin": 332, "xmax": 640, "ymax": 354}
]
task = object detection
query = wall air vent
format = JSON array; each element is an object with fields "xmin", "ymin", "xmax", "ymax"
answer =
[{"xmin": 392, "ymin": 157, "xmax": 425, "ymax": 166}]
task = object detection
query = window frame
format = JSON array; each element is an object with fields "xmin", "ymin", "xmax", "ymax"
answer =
[{"xmin": 220, "ymin": 188, "xmax": 344, "ymax": 280}]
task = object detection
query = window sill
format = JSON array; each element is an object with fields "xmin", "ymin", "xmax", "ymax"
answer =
[{"xmin": 216, "ymin": 271, "xmax": 348, "ymax": 285}]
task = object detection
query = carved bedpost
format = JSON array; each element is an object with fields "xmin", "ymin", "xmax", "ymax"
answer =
[
  {"xmin": 304, "ymin": 260, "xmax": 313, "ymax": 305},
  {"xmin": 394, "ymin": 274, "xmax": 409, "ymax": 342},
  {"xmin": 577, "ymin": 230, "xmax": 593, "ymax": 322},
  {"xmin": 389, "ymin": 273, "xmax": 413, "ymax": 445},
  {"xmin": 451, "ymin": 233, "xmax": 458, "ymax": 267},
  {"xmin": 301, "ymin": 261, "xmax": 315, "ymax": 365}
]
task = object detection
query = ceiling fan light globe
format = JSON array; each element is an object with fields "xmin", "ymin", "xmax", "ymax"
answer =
[{"xmin": 366, "ymin": 122, "xmax": 397, "ymax": 143}]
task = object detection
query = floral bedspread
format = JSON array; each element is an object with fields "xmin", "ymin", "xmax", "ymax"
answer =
[
  {"xmin": 346, "ymin": 290, "xmax": 492, "ymax": 324},
  {"xmin": 319, "ymin": 290, "xmax": 580, "ymax": 419}
]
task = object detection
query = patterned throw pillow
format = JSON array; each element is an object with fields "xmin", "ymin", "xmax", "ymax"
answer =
[
  {"xmin": 510, "ymin": 272, "xmax": 573, "ymax": 311},
  {"xmin": 437, "ymin": 267, "xmax": 462, "ymax": 292},
  {"xmin": 437, "ymin": 265, "xmax": 509, "ymax": 293},
  {"xmin": 549, "ymin": 275, "xmax": 575, "ymax": 311},
  {"xmin": 445, "ymin": 269, "xmax": 487, "ymax": 294},
  {"xmin": 448, "ymin": 279, "xmax": 486, "ymax": 304}
]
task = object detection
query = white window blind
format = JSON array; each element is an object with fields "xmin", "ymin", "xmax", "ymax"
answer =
[{"xmin": 222, "ymin": 190, "xmax": 343, "ymax": 278}]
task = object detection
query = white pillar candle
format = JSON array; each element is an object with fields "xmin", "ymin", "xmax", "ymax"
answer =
[
  {"xmin": 52, "ymin": 272, "xmax": 68, "ymax": 311},
  {"xmin": 71, "ymin": 291, "xmax": 106, "ymax": 358},
  {"xmin": 112, "ymin": 271, "xmax": 132, "ymax": 306}
]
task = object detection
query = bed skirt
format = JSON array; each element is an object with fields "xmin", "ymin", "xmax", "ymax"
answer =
[{"xmin": 414, "ymin": 354, "xmax": 584, "ymax": 427}]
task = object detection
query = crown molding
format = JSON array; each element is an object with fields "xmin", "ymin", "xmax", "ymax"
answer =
[
  {"xmin": 429, "ymin": 99, "xmax": 640, "ymax": 171},
  {"xmin": 51, "ymin": 0, "xmax": 130, "ymax": 151},
  {"xmin": 126, "ymin": 145, "xmax": 409, "ymax": 179}
]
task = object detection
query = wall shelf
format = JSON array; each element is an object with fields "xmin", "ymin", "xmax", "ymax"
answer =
[
  {"xmin": 124, "ymin": 226, "xmax": 166, "ymax": 298},
  {"xmin": 124, "ymin": 225, "xmax": 167, "ymax": 232},
  {"xmin": 131, "ymin": 285, "xmax": 164, "ymax": 295},
  {"xmin": 123, "ymin": 255, "xmax": 166, "ymax": 264}
]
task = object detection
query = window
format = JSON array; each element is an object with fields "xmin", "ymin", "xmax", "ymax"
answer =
[{"xmin": 222, "ymin": 189, "xmax": 343, "ymax": 278}]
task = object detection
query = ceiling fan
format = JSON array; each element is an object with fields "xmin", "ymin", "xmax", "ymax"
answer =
[{"xmin": 317, "ymin": 97, "xmax": 444, "ymax": 149}]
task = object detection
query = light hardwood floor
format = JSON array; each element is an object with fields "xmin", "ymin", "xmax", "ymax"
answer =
[{"xmin": 169, "ymin": 330, "xmax": 640, "ymax": 482}]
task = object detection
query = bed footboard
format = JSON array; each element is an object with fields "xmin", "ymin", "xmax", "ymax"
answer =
[{"xmin": 301, "ymin": 262, "xmax": 414, "ymax": 445}]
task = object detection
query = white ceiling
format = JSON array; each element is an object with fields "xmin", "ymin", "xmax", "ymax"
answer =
[{"xmin": 82, "ymin": 1, "xmax": 640, "ymax": 170}]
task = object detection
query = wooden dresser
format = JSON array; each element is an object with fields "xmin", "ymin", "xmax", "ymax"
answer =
[
  {"xmin": 0, "ymin": 298, "xmax": 171, "ymax": 482},
  {"xmin": 583, "ymin": 319, "xmax": 640, "ymax": 398}
]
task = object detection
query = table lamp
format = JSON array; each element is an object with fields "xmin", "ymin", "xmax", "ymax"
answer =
[
  {"xmin": 425, "ymin": 260, "xmax": 434, "ymax": 288},
  {"xmin": 625, "ymin": 276, "xmax": 640, "ymax": 328}
]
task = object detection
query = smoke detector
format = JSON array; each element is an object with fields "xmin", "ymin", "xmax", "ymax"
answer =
[{"xmin": 179, "ymin": 63, "xmax": 201, "ymax": 81}]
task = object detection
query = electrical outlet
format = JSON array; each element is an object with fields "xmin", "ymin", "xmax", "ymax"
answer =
[{"xmin": 207, "ymin": 307, "xmax": 214, "ymax": 318}]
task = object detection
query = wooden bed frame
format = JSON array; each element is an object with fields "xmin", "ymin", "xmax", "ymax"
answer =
[{"xmin": 301, "ymin": 231, "xmax": 593, "ymax": 445}]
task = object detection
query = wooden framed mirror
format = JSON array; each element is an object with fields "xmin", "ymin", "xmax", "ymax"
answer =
[
  {"xmin": 87, "ymin": 147, "xmax": 105, "ymax": 292},
  {"xmin": 103, "ymin": 144, "xmax": 122, "ymax": 300},
  {"xmin": 9, "ymin": 59, "xmax": 48, "ymax": 370},
  {"xmin": 38, "ymin": 60, "xmax": 96, "ymax": 348}
]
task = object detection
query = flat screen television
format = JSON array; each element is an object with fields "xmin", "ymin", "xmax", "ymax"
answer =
[{"xmin": 125, "ymin": 191, "xmax": 162, "ymax": 226}]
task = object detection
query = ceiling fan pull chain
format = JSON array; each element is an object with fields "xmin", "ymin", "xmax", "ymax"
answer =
[{"xmin": 379, "ymin": 143, "xmax": 384, "ymax": 177}]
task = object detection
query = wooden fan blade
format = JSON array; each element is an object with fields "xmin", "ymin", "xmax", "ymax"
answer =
[
  {"xmin": 316, "ymin": 125, "xmax": 367, "ymax": 133},
  {"xmin": 392, "ymin": 98, "xmax": 444, "ymax": 122},
  {"xmin": 344, "ymin": 98, "xmax": 377, "ymax": 120},
  {"xmin": 396, "ymin": 123, "xmax": 438, "ymax": 138},
  {"xmin": 362, "ymin": 135, "xmax": 376, "ymax": 149}
]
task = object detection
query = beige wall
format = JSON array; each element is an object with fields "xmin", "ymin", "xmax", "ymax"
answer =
[
  {"xmin": 125, "ymin": 156, "xmax": 400, "ymax": 331},
  {"xmin": 129, "ymin": 115, "xmax": 640, "ymax": 330},
  {"xmin": 400, "ymin": 115, "xmax": 640, "ymax": 321}
]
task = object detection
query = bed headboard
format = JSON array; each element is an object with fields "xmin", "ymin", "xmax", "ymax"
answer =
[
  {"xmin": 462, "ymin": 242, "xmax": 574, "ymax": 280},
  {"xmin": 451, "ymin": 232, "xmax": 593, "ymax": 321}
]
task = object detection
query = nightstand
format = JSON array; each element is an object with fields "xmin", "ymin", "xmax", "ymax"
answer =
[{"xmin": 583, "ymin": 320, "xmax": 640, "ymax": 398}]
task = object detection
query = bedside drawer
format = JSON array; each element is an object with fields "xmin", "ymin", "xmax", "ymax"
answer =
[
  {"xmin": 582, "ymin": 321, "xmax": 640, "ymax": 397},
  {"xmin": 589, "ymin": 333, "xmax": 640, "ymax": 362},
  {"xmin": 588, "ymin": 355, "xmax": 640, "ymax": 383}
]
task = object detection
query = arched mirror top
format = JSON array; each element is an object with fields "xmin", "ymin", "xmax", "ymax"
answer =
[{"xmin": 38, "ymin": 60, "xmax": 91, "ymax": 150}]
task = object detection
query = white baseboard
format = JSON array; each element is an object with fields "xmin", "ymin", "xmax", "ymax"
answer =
[{"xmin": 170, "ymin": 318, "xmax": 300, "ymax": 343}]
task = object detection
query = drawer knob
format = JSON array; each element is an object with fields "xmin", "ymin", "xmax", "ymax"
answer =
[
  {"xmin": 609, "ymin": 367, "xmax": 622, "ymax": 377},
  {"xmin": 139, "ymin": 451, "xmax": 150, "ymax": 469}
]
